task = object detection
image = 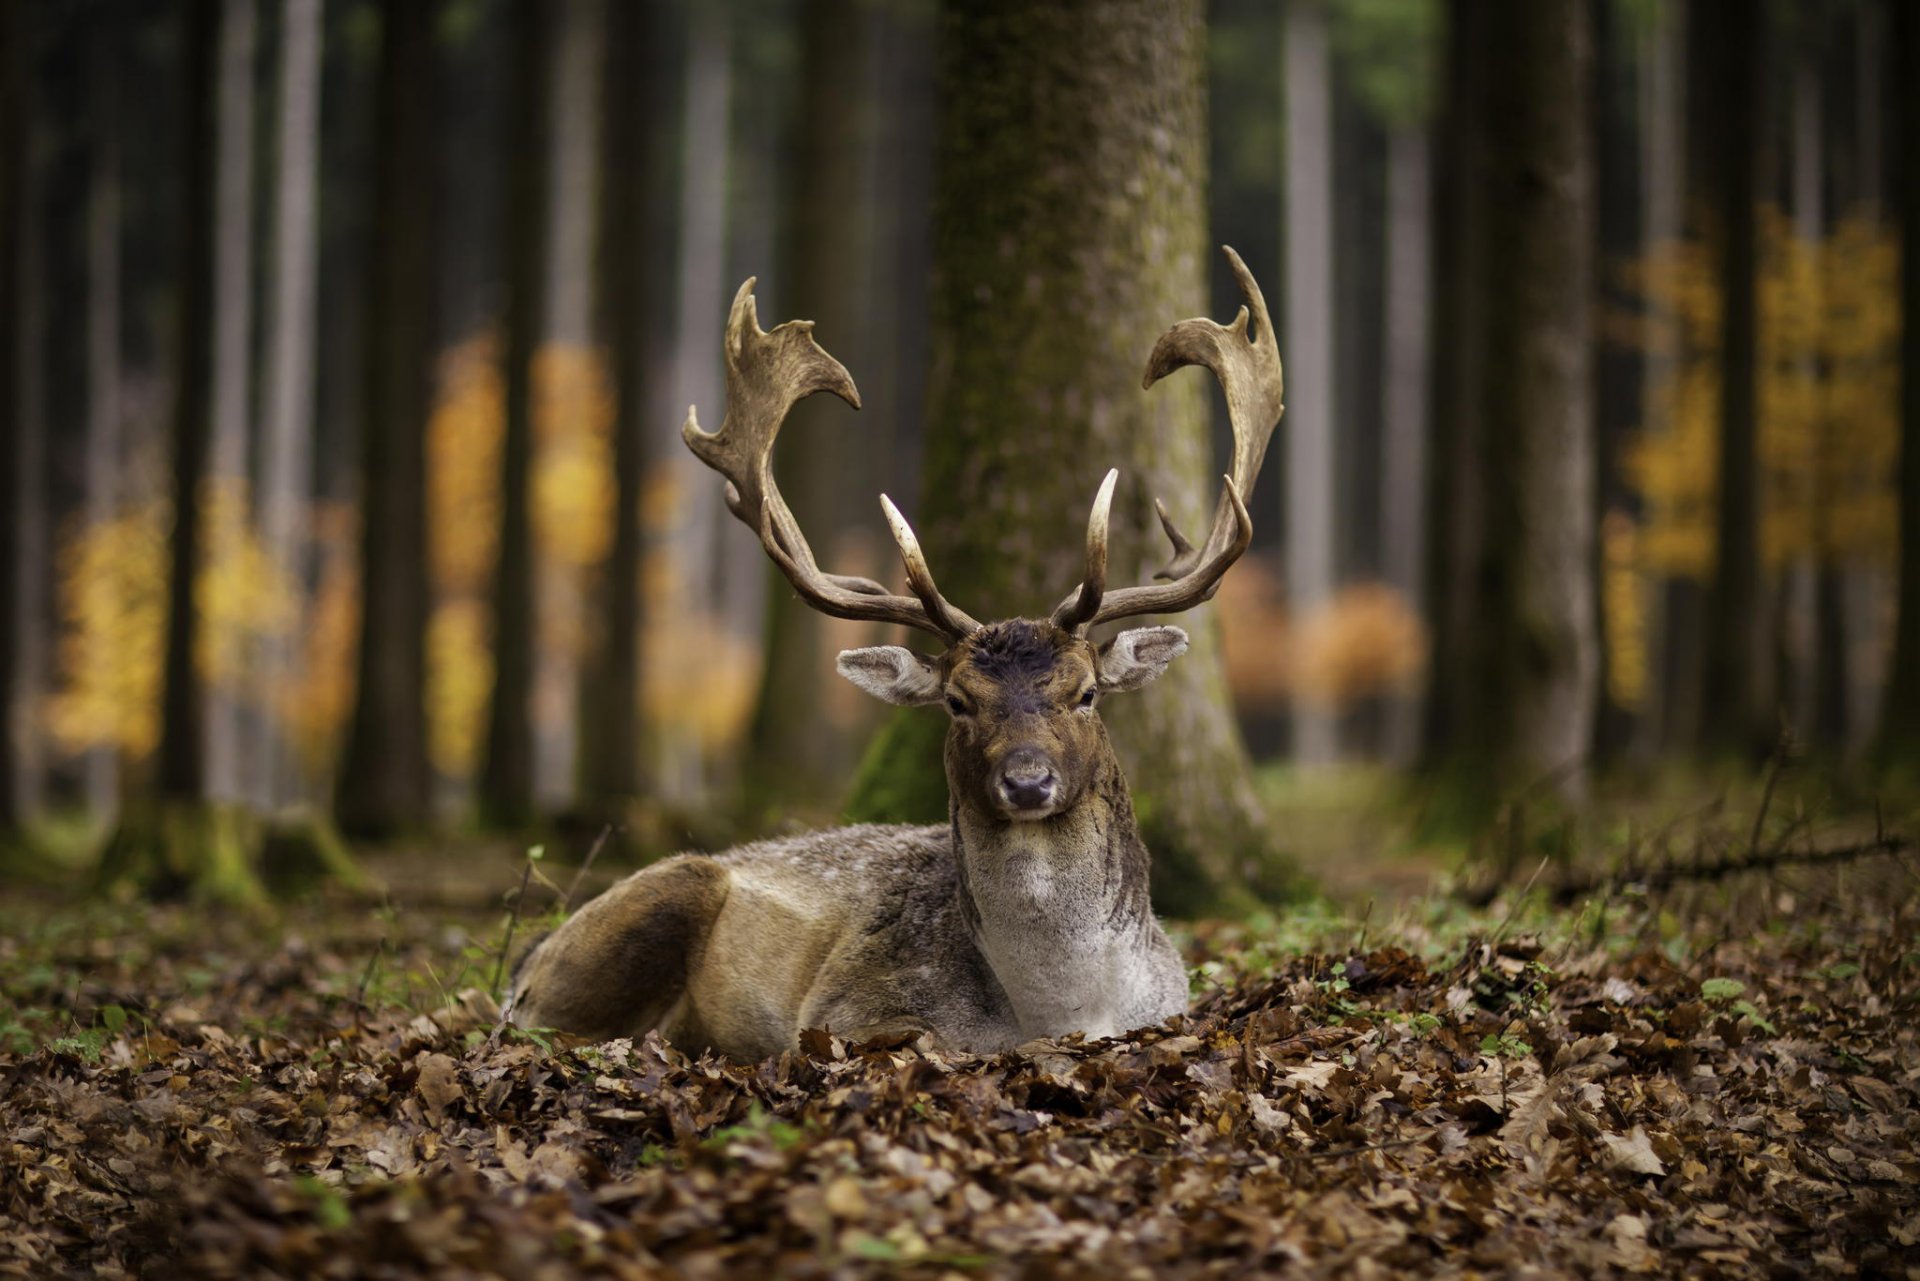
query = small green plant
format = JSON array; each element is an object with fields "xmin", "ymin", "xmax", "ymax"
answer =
[
  {"xmin": 1480, "ymin": 1031, "xmax": 1533, "ymax": 1059},
  {"xmin": 1700, "ymin": 977, "xmax": 1745, "ymax": 1002}
]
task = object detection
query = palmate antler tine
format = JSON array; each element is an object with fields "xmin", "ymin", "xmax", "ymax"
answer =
[
  {"xmin": 683, "ymin": 279, "xmax": 977, "ymax": 644},
  {"xmin": 1075, "ymin": 245, "xmax": 1283, "ymax": 628},
  {"xmin": 1051, "ymin": 469, "xmax": 1118, "ymax": 632}
]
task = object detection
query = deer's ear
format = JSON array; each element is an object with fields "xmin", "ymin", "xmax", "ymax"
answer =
[
  {"xmin": 1097, "ymin": 626, "xmax": 1189, "ymax": 693},
  {"xmin": 836, "ymin": 647, "xmax": 945, "ymax": 706}
]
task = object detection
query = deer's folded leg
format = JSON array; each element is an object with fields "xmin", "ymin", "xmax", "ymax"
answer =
[{"xmin": 507, "ymin": 855, "xmax": 731, "ymax": 1043}]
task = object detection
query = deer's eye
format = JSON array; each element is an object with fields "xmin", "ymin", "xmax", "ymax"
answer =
[
  {"xmin": 946, "ymin": 695, "xmax": 970, "ymax": 717},
  {"xmin": 1076, "ymin": 687, "xmax": 1097, "ymax": 709}
]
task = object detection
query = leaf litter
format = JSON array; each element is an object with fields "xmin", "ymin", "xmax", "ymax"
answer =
[{"xmin": 1, "ymin": 878, "xmax": 1916, "ymax": 1279}]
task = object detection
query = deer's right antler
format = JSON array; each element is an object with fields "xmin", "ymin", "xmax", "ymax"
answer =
[
  {"xmin": 683, "ymin": 280, "xmax": 980, "ymax": 645},
  {"xmin": 1052, "ymin": 246, "xmax": 1284, "ymax": 633}
]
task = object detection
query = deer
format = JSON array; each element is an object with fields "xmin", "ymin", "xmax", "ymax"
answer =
[{"xmin": 507, "ymin": 246, "xmax": 1283, "ymax": 1060}]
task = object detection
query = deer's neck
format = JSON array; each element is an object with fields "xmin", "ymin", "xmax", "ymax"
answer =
[{"xmin": 948, "ymin": 754, "xmax": 1158, "ymax": 1042}]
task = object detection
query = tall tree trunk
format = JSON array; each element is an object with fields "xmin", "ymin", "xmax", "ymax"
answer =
[
  {"xmin": 0, "ymin": 0, "xmax": 26, "ymax": 839},
  {"xmin": 258, "ymin": 0, "xmax": 323, "ymax": 808},
  {"xmin": 1878, "ymin": 0, "xmax": 1920, "ymax": 766},
  {"xmin": 336, "ymin": 0, "xmax": 437, "ymax": 837},
  {"xmin": 206, "ymin": 0, "xmax": 256, "ymax": 804},
  {"xmin": 744, "ymin": 0, "xmax": 872, "ymax": 810},
  {"xmin": 479, "ymin": 0, "xmax": 551, "ymax": 830},
  {"xmin": 10, "ymin": 9, "xmax": 46, "ymax": 831},
  {"xmin": 1639, "ymin": 0, "xmax": 1686, "ymax": 757},
  {"xmin": 1380, "ymin": 125, "xmax": 1431, "ymax": 765},
  {"xmin": 1484, "ymin": 0, "xmax": 1597, "ymax": 789},
  {"xmin": 846, "ymin": 0, "xmax": 1289, "ymax": 914},
  {"xmin": 1699, "ymin": 1, "xmax": 1764, "ymax": 757},
  {"xmin": 579, "ymin": 0, "xmax": 652, "ymax": 813},
  {"xmin": 533, "ymin": 0, "xmax": 603, "ymax": 810},
  {"xmin": 1421, "ymin": 0, "xmax": 1490, "ymax": 795},
  {"xmin": 98, "ymin": 0, "xmax": 263, "ymax": 904},
  {"xmin": 85, "ymin": 16, "xmax": 125, "ymax": 819},
  {"xmin": 1284, "ymin": 0, "xmax": 1339, "ymax": 765},
  {"xmin": 660, "ymin": 2, "xmax": 733, "ymax": 807}
]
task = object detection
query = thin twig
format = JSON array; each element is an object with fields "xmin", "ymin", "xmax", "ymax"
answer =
[
  {"xmin": 492, "ymin": 861, "xmax": 535, "ymax": 1000},
  {"xmin": 1534, "ymin": 835, "xmax": 1915, "ymax": 907},
  {"xmin": 353, "ymin": 937, "xmax": 388, "ymax": 1022},
  {"xmin": 563, "ymin": 824, "xmax": 616, "ymax": 914}
]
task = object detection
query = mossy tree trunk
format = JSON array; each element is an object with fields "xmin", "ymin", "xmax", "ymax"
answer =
[
  {"xmin": 0, "ymin": 0, "xmax": 24, "ymax": 847},
  {"xmin": 335, "ymin": 0, "xmax": 437, "ymax": 839},
  {"xmin": 845, "ymin": 0, "xmax": 1286, "ymax": 915}
]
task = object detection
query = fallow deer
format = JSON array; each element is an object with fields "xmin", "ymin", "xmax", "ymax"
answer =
[{"xmin": 508, "ymin": 246, "xmax": 1283, "ymax": 1059}]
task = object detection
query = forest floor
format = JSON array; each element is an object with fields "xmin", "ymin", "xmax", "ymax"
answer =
[{"xmin": 2, "ymin": 778, "xmax": 1918, "ymax": 1279}]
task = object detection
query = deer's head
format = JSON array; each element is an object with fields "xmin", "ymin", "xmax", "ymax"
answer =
[{"xmin": 682, "ymin": 247, "xmax": 1283, "ymax": 824}]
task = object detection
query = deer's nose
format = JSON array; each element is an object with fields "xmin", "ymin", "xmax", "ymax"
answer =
[{"xmin": 995, "ymin": 749, "xmax": 1058, "ymax": 814}]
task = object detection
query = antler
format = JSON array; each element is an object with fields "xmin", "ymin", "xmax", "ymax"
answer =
[
  {"xmin": 683, "ymin": 280, "xmax": 980, "ymax": 644},
  {"xmin": 1051, "ymin": 245, "xmax": 1284, "ymax": 633}
]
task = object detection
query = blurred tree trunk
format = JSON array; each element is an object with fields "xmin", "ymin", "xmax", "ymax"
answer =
[
  {"xmin": 99, "ymin": 0, "xmax": 263, "ymax": 902},
  {"xmin": 85, "ymin": 18, "xmax": 125, "ymax": 818},
  {"xmin": 258, "ymin": 0, "xmax": 323, "ymax": 808},
  {"xmin": 1878, "ymin": 0, "xmax": 1920, "ymax": 766},
  {"xmin": 1284, "ymin": 0, "xmax": 1339, "ymax": 765},
  {"xmin": 660, "ymin": 2, "xmax": 732, "ymax": 806},
  {"xmin": 532, "ymin": 0, "xmax": 603, "ymax": 808},
  {"xmin": 1698, "ymin": 0, "xmax": 1764, "ymax": 757},
  {"xmin": 0, "ymin": 0, "xmax": 25, "ymax": 840},
  {"xmin": 1379, "ymin": 125, "xmax": 1431, "ymax": 765},
  {"xmin": 206, "ymin": 0, "xmax": 256, "ymax": 804},
  {"xmin": 579, "ymin": 0, "xmax": 652, "ymax": 814},
  {"xmin": 479, "ymin": 0, "xmax": 551, "ymax": 830},
  {"xmin": 1638, "ymin": 0, "xmax": 1686, "ymax": 757},
  {"xmin": 1424, "ymin": 0, "xmax": 1596, "ymax": 811},
  {"xmin": 744, "ymin": 0, "xmax": 871, "ymax": 811},
  {"xmin": 846, "ymin": 0, "xmax": 1288, "ymax": 914},
  {"xmin": 336, "ymin": 0, "xmax": 437, "ymax": 838},
  {"xmin": 10, "ymin": 11, "xmax": 47, "ymax": 832},
  {"xmin": 1420, "ymin": 0, "xmax": 1489, "ymax": 798}
]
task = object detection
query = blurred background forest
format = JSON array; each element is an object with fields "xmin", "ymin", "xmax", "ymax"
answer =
[{"xmin": 0, "ymin": 0, "xmax": 1917, "ymax": 909}]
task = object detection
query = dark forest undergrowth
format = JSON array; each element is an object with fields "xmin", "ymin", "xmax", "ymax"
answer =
[{"xmin": 2, "ymin": 790, "xmax": 1918, "ymax": 1279}]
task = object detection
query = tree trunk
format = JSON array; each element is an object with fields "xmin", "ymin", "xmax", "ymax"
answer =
[
  {"xmin": 335, "ymin": 0, "xmax": 437, "ymax": 838},
  {"xmin": 10, "ymin": 10, "xmax": 47, "ymax": 832},
  {"xmin": 0, "ymin": 0, "xmax": 26, "ymax": 839},
  {"xmin": 206, "ymin": 0, "xmax": 256, "ymax": 804},
  {"xmin": 579, "ymin": 0, "xmax": 652, "ymax": 814},
  {"xmin": 98, "ymin": 0, "xmax": 263, "ymax": 904},
  {"xmin": 478, "ymin": 0, "xmax": 551, "ymax": 830},
  {"xmin": 846, "ymin": 0, "xmax": 1289, "ymax": 914},
  {"xmin": 744, "ymin": 0, "xmax": 873, "ymax": 811},
  {"xmin": 1699, "ymin": 0, "xmax": 1764, "ymax": 757},
  {"xmin": 258, "ymin": 0, "xmax": 323, "ymax": 809},
  {"xmin": 1380, "ymin": 125, "xmax": 1431, "ymax": 765},
  {"xmin": 1284, "ymin": 0, "xmax": 1339, "ymax": 765},
  {"xmin": 1878, "ymin": 0, "xmax": 1920, "ymax": 766},
  {"xmin": 1423, "ymin": 0, "xmax": 1596, "ymax": 815},
  {"xmin": 85, "ymin": 17, "xmax": 125, "ymax": 819},
  {"xmin": 1484, "ymin": 0, "xmax": 1597, "ymax": 790}
]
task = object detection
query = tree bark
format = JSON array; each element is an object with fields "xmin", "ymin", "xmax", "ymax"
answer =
[
  {"xmin": 478, "ymin": 0, "xmax": 551, "ymax": 830},
  {"xmin": 579, "ymin": 0, "xmax": 652, "ymax": 812},
  {"xmin": 846, "ymin": 0, "xmax": 1289, "ymax": 913},
  {"xmin": 1380, "ymin": 125, "xmax": 1431, "ymax": 765},
  {"xmin": 1284, "ymin": 0, "xmax": 1340, "ymax": 765},
  {"xmin": 1878, "ymin": 0, "xmax": 1920, "ymax": 765},
  {"xmin": 1699, "ymin": 0, "xmax": 1764, "ymax": 757},
  {"xmin": 206, "ymin": 0, "xmax": 257, "ymax": 804},
  {"xmin": 85, "ymin": 16, "xmax": 125, "ymax": 818},
  {"xmin": 258, "ymin": 0, "xmax": 323, "ymax": 808},
  {"xmin": 744, "ymin": 0, "xmax": 873, "ymax": 810},
  {"xmin": 9, "ymin": 6, "xmax": 46, "ymax": 831},
  {"xmin": 0, "ymin": 0, "xmax": 25, "ymax": 838},
  {"xmin": 1424, "ymin": 0, "xmax": 1596, "ymax": 810},
  {"xmin": 336, "ymin": 0, "xmax": 437, "ymax": 837}
]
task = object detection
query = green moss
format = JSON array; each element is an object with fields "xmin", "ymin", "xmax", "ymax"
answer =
[
  {"xmin": 96, "ymin": 802, "xmax": 266, "ymax": 909},
  {"xmin": 843, "ymin": 709, "xmax": 949, "ymax": 825}
]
